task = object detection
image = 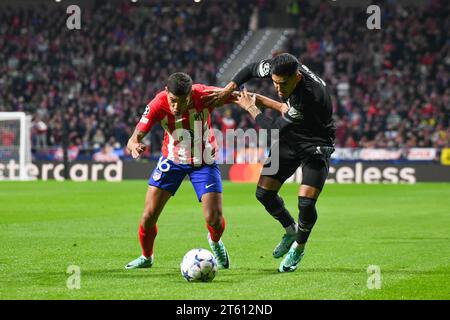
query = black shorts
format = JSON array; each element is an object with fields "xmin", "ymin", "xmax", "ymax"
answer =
[{"xmin": 261, "ymin": 139, "xmax": 334, "ymax": 190}]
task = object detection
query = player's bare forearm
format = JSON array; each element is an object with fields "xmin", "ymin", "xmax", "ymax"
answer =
[
  {"xmin": 255, "ymin": 94, "xmax": 287, "ymax": 113},
  {"xmin": 127, "ymin": 128, "xmax": 147, "ymax": 159},
  {"xmin": 202, "ymin": 82, "xmax": 238, "ymax": 107},
  {"xmin": 132, "ymin": 128, "xmax": 146, "ymax": 142}
]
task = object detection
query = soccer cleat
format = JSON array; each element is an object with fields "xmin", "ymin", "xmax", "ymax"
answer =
[
  {"xmin": 278, "ymin": 244, "xmax": 305, "ymax": 273},
  {"xmin": 125, "ymin": 255, "xmax": 153, "ymax": 269},
  {"xmin": 208, "ymin": 234, "xmax": 230, "ymax": 269},
  {"xmin": 272, "ymin": 233, "xmax": 297, "ymax": 258}
]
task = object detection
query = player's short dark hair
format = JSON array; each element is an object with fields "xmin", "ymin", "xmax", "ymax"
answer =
[
  {"xmin": 167, "ymin": 72, "xmax": 193, "ymax": 96},
  {"xmin": 271, "ymin": 53, "xmax": 300, "ymax": 77}
]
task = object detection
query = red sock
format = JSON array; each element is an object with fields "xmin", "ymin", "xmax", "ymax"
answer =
[
  {"xmin": 207, "ymin": 217, "xmax": 226, "ymax": 243},
  {"xmin": 138, "ymin": 224, "xmax": 157, "ymax": 258}
]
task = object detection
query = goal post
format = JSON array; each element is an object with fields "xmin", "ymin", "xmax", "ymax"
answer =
[{"xmin": 0, "ymin": 112, "xmax": 33, "ymax": 180}]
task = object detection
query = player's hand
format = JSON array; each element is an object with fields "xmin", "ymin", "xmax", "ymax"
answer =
[
  {"xmin": 235, "ymin": 88, "xmax": 257, "ymax": 111},
  {"xmin": 127, "ymin": 141, "xmax": 146, "ymax": 159},
  {"xmin": 228, "ymin": 91, "xmax": 241, "ymax": 103},
  {"xmin": 202, "ymin": 88, "xmax": 232, "ymax": 108},
  {"xmin": 281, "ymin": 103, "xmax": 289, "ymax": 113}
]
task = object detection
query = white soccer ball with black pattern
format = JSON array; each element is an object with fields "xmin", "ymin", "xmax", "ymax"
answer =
[{"xmin": 180, "ymin": 248, "xmax": 218, "ymax": 282}]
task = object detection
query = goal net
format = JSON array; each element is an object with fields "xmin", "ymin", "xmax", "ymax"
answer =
[{"xmin": 0, "ymin": 112, "xmax": 33, "ymax": 180}]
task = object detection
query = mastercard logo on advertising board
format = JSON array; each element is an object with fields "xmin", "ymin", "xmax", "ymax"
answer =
[{"xmin": 229, "ymin": 164, "xmax": 263, "ymax": 182}]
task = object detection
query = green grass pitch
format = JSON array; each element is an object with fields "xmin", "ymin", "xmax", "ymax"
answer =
[{"xmin": 0, "ymin": 181, "xmax": 449, "ymax": 300}]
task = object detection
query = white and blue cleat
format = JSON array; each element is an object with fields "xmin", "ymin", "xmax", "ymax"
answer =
[
  {"xmin": 278, "ymin": 244, "xmax": 305, "ymax": 273},
  {"xmin": 208, "ymin": 234, "xmax": 230, "ymax": 269},
  {"xmin": 125, "ymin": 255, "xmax": 154, "ymax": 269}
]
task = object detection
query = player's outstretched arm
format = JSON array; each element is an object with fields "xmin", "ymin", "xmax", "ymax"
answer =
[
  {"xmin": 202, "ymin": 59, "xmax": 271, "ymax": 107},
  {"xmin": 127, "ymin": 128, "xmax": 147, "ymax": 159},
  {"xmin": 202, "ymin": 82, "xmax": 238, "ymax": 108},
  {"xmin": 255, "ymin": 93, "xmax": 288, "ymax": 114},
  {"xmin": 235, "ymin": 89, "xmax": 289, "ymax": 131}
]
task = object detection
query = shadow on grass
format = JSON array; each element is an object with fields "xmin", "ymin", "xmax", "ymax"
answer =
[
  {"xmin": 25, "ymin": 268, "xmax": 243, "ymax": 283},
  {"xmin": 25, "ymin": 265, "xmax": 450, "ymax": 283},
  {"xmin": 379, "ymin": 236, "xmax": 450, "ymax": 241},
  {"xmin": 238, "ymin": 267, "xmax": 450, "ymax": 276}
]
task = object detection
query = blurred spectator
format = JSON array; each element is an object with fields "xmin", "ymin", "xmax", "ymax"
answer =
[
  {"xmin": 1, "ymin": 127, "xmax": 16, "ymax": 147},
  {"xmin": 93, "ymin": 144, "xmax": 120, "ymax": 162},
  {"xmin": 32, "ymin": 117, "xmax": 48, "ymax": 150},
  {"xmin": 54, "ymin": 140, "xmax": 80, "ymax": 162},
  {"xmin": 219, "ymin": 109, "xmax": 237, "ymax": 134}
]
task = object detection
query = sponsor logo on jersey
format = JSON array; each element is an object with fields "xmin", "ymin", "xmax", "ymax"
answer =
[{"xmin": 143, "ymin": 105, "xmax": 150, "ymax": 116}]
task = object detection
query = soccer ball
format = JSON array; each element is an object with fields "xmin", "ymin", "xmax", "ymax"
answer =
[{"xmin": 180, "ymin": 248, "xmax": 218, "ymax": 282}]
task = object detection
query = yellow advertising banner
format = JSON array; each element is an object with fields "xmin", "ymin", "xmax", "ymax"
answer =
[{"xmin": 441, "ymin": 148, "xmax": 450, "ymax": 165}]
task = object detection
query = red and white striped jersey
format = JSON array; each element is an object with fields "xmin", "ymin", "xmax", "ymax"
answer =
[{"xmin": 136, "ymin": 84, "xmax": 219, "ymax": 165}]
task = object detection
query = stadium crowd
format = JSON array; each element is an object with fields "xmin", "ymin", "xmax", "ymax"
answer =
[
  {"xmin": 284, "ymin": 0, "xmax": 449, "ymax": 149},
  {"xmin": 0, "ymin": 0, "xmax": 254, "ymax": 160},
  {"xmin": 0, "ymin": 0, "xmax": 448, "ymax": 161}
]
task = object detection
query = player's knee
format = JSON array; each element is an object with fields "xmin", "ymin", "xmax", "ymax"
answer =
[
  {"xmin": 298, "ymin": 196, "xmax": 318, "ymax": 228},
  {"xmin": 256, "ymin": 186, "xmax": 286, "ymax": 214},
  {"xmin": 255, "ymin": 186, "xmax": 277, "ymax": 204}
]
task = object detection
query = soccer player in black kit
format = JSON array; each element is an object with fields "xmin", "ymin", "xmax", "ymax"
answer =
[{"xmin": 203, "ymin": 53, "xmax": 335, "ymax": 272}]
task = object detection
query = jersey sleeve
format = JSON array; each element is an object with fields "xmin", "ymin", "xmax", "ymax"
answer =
[
  {"xmin": 136, "ymin": 97, "xmax": 165, "ymax": 134},
  {"xmin": 231, "ymin": 58, "xmax": 273, "ymax": 86},
  {"xmin": 255, "ymin": 113, "xmax": 291, "ymax": 131}
]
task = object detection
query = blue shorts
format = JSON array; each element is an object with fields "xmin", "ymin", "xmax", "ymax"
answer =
[{"xmin": 148, "ymin": 156, "xmax": 222, "ymax": 202}]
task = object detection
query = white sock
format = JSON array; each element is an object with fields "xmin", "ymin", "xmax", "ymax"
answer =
[{"xmin": 285, "ymin": 223, "xmax": 298, "ymax": 235}]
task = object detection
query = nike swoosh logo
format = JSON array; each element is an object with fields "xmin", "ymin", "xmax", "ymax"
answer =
[{"xmin": 205, "ymin": 183, "xmax": 215, "ymax": 189}]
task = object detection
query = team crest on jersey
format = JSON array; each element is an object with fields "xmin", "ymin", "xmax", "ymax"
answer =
[
  {"xmin": 258, "ymin": 61, "xmax": 271, "ymax": 77},
  {"xmin": 152, "ymin": 170, "xmax": 162, "ymax": 181}
]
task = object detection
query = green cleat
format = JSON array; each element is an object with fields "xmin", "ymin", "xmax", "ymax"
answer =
[
  {"xmin": 208, "ymin": 234, "xmax": 230, "ymax": 269},
  {"xmin": 273, "ymin": 233, "xmax": 297, "ymax": 258},
  {"xmin": 125, "ymin": 255, "xmax": 153, "ymax": 269},
  {"xmin": 278, "ymin": 245, "xmax": 305, "ymax": 273}
]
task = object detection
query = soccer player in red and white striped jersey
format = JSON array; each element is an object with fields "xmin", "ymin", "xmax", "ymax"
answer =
[{"xmin": 125, "ymin": 72, "xmax": 231, "ymax": 270}]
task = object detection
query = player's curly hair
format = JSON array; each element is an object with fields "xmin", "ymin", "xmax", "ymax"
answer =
[
  {"xmin": 167, "ymin": 72, "xmax": 193, "ymax": 96},
  {"xmin": 271, "ymin": 53, "xmax": 299, "ymax": 77}
]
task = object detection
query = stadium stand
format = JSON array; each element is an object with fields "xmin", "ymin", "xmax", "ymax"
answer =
[{"xmin": 0, "ymin": 0, "xmax": 448, "ymax": 161}]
